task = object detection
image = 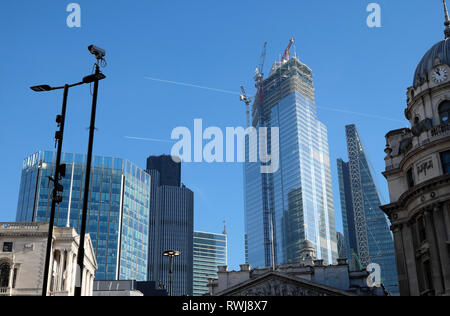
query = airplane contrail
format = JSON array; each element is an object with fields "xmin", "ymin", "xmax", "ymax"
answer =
[
  {"xmin": 143, "ymin": 75, "xmax": 405, "ymax": 123},
  {"xmin": 144, "ymin": 76, "xmax": 240, "ymax": 96},
  {"xmin": 124, "ymin": 136, "xmax": 176, "ymax": 143}
]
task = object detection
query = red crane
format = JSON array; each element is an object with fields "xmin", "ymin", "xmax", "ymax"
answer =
[{"xmin": 281, "ymin": 37, "xmax": 295, "ymax": 62}]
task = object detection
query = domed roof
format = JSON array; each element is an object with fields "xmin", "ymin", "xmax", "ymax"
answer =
[
  {"xmin": 300, "ymin": 240, "xmax": 315, "ymax": 251},
  {"xmin": 413, "ymin": 38, "xmax": 450, "ymax": 88}
]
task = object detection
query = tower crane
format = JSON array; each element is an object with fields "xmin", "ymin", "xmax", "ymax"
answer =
[
  {"xmin": 281, "ymin": 37, "xmax": 295, "ymax": 63},
  {"xmin": 239, "ymin": 86, "xmax": 252, "ymax": 128},
  {"xmin": 240, "ymin": 42, "xmax": 267, "ymax": 128}
]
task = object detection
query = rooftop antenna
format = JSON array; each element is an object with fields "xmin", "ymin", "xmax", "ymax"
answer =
[
  {"xmin": 222, "ymin": 220, "xmax": 227, "ymax": 235},
  {"xmin": 443, "ymin": 0, "xmax": 450, "ymax": 38}
]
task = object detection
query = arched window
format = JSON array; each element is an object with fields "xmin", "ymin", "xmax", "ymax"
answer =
[
  {"xmin": 439, "ymin": 101, "xmax": 450, "ymax": 123},
  {"xmin": 0, "ymin": 262, "xmax": 10, "ymax": 288}
]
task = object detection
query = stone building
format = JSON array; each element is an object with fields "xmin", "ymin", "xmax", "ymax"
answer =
[
  {"xmin": 0, "ymin": 222, "xmax": 97, "ymax": 296},
  {"xmin": 207, "ymin": 241, "xmax": 386, "ymax": 296},
  {"xmin": 380, "ymin": 2, "xmax": 450, "ymax": 296}
]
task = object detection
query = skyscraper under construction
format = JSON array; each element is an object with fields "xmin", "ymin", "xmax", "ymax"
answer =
[{"xmin": 244, "ymin": 40, "xmax": 338, "ymax": 268}]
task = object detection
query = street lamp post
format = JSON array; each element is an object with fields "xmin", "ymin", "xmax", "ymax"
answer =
[
  {"xmin": 30, "ymin": 81, "xmax": 85, "ymax": 296},
  {"xmin": 163, "ymin": 250, "xmax": 180, "ymax": 296},
  {"xmin": 75, "ymin": 46, "xmax": 106, "ymax": 297}
]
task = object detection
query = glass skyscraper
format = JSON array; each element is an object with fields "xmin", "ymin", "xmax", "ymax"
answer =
[
  {"xmin": 337, "ymin": 125, "xmax": 399, "ymax": 295},
  {"xmin": 193, "ymin": 231, "xmax": 227, "ymax": 296},
  {"xmin": 146, "ymin": 155, "xmax": 194, "ymax": 296},
  {"xmin": 244, "ymin": 56, "xmax": 338, "ymax": 268},
  {"xmin": 16, "ymin": 150, "xmax": 150, "ymax": 282}
]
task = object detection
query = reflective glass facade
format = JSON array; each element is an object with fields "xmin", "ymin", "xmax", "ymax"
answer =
[
  {"xmin": 16, "ymin": 151, "xmax": 150, "ymax": 281},
  {"xmin": 244, "ymin": 57, "xmax": 338, "ymax": 268},
  {"xmin": 337, "ymin": 125, "xmax": 399, "ymax": 295},
  {"xmin": 193, "ymin": 231, "xmax": 227, "ymax": 296}
]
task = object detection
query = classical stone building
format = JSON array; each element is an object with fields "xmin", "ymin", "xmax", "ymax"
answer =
[
  {"xmin": 207, "ymin": 241, "xmax": 386, "ymax": 296},
  {"xmin": 0, "ymin": 222, "xmax": 97, "ymax": 296},
  {"xmin": 381, "ymin": 3, "xmax": 450, "ymax": 296}
]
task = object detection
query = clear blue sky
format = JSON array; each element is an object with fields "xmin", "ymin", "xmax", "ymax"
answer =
[{"xmin": 0, "ymin": 1, "xmax": 445, "ymax": 270}]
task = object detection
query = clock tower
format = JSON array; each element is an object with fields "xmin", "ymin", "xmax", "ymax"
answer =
[{"xmin": 381, "ymin": 1, "xmax": 450, "ymax": 296}]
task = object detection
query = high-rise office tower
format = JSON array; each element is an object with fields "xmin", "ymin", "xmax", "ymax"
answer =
[
  {"xmin": 146, "ymin": 155, "xmax": 194, "ymax": 296},
  {"xmin": 16, "ymin": 150, "xmax": 150, "ymax": 281},
  {"xmin": 193, "ymin": 230, "xmax": 227, "ymax": 296},
  {"xmin": 337, "ymin": 125, "xmax": 399, "ymax": 295},
  {"xmin": 336, "ymin": 232, "xmax": 346, "ymax": 260},
  {"xmin": 244, "ymin": 46, "xmax": 338, "ymax": 268}
]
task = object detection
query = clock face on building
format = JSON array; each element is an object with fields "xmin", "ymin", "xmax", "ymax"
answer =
[{"xmin": 432, "ymin": 67, "xmax": 448, "ymax": 84}]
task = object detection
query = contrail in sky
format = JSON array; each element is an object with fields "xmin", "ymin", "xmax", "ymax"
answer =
[
  {"xmin": 144, "ymin": 76, "xmax": 240, "ymax": 96},
  {"xmin": 124, "ymin": 136, "xmax": 175, "ymax": 143},
  {"xmin": 143, "ymin": 75, "xmax": 404, "ymax": 123}
]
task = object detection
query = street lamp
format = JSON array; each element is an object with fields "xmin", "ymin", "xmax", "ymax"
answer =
[
  {"xmin": 30, "ymin": 77, "xmax": 100, "ymax": 297},
  {"xmin": 163, "ymin": 250, "xmax": 180, "ymax": 296},
  {"xmin": 74, "ymin": 45, "xmax": 107, "ymax": 297}
]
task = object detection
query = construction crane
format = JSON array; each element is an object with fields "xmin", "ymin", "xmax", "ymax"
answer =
[
  {"xmin": 240, "ymin": 42, "xmax": 267, "ymax": 128},
  {"xmin": 239, "ymin": 86, "xmax": 252, "ymax": 127},
  {"xmin": 281, "ymin": 37, "xmax": 295, "ymax": 63},
  {"xmin": 254, "ymin": 42, "xmax": 268, "ymax": 83}
]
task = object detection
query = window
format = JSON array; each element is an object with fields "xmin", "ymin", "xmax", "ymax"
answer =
[
  {"xmin": 441, "ymin": 150, "xmax": 450, "ymax": 175},
  {"xmin": 439, "ymin": 101, "xmax": 450, "ymax": 124},
  {"xmin": 2, "ymin": 242, "xmax": 13, "ymax": 253},
  {"xmin": 0, "ymin": 262, "xmax": 10, "ymax": 288},
  {"xmin": 418, "ymin": 216, "xmax": 427, "ymax": 243},
  {"xmin": 407, "ymin": 168, "xmax": 415, "ymax": 188}
]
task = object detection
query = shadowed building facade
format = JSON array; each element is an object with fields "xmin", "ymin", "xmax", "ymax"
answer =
[
  {"xmin": 381, "ymin": 3, "xmax": 450, "ymax": 296},
  {"xmin": 146, "ymin": 155, "xmax": 194, "ymax": 296}
]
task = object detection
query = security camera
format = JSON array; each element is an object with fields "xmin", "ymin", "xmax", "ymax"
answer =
[{"xmin": 88, "ymin": 45, "xmax": 106, "ymax": 60}]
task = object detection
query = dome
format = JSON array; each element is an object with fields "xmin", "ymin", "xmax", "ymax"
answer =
[
  {"xmin": 413, "ymin": 38, "xmax": 450, "ymax": 88},
  {"xmin": 300, "ymin": 240, "xmax": 315, "ymax": 251}
]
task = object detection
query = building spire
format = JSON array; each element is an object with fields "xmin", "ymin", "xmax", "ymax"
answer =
[
  {"xmin": 222, "ymin": 220, "xmax": 227, "ymax": 235},
  {"xmin": 443, "ymin": 0, "xmax": 450, "ymax": 38}
]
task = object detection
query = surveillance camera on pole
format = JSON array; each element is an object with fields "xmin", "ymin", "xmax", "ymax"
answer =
[{"xmin": 75, "ymin": 44, "xmax": 107, "ymax": 297}]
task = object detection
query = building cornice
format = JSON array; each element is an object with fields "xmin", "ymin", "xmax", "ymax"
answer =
[{"xmin": 381, "ymin": 174, "xmax": 450, "ymax": 216}]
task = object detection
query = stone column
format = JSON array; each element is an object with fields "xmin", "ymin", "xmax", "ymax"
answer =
[
  {"xmin": 65, "ymin": 251, "xmax": 73, "ymax": 293},
  {"xmin": 402, "ymin": 224, "xmax": 420, "ymax": 296},
  {"xmin": 443, "ymin": 203, "xmax": 450, "ymax": 240},
  {"xmin": 433, "ymin": 206, "xmax": 450, "ymax": 295},
  {"xmin": 58, "ymin": 250, "xmax": 66, "ymax": 292},
  {"xmin": 424, "ymin": 210, "xmax": 444, "ymax": 295},
  {"xmin": 392, "ymin": 224, "xmax": 409, "ymax": 296},
  {"xmin": 8, "ymin": 264, "xmax": 14, "ymax": 289}
]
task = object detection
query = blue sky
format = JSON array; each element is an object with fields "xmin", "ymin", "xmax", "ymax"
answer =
[{"xmin": 0, "ymin": 1, "xmax": 446, "ymax": 270}]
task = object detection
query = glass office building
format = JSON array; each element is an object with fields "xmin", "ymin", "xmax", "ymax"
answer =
[
  {"xmin": 193, "ymin": 231, "xmax": 227, "ymax": 296},
  {"xmin": 146, "ymin": 156, "xmax": 194, "ymax": 296},
  {"xmin": 337, "ymin": 125, "xmax": 399, "ymax": 295},
  {"xmin": 16, "ymin": 150, "xmax": 150, "ymax": 281},
  {"xmin": 244, "ymin": 56, "xmax": 338, "ymax": 268}
]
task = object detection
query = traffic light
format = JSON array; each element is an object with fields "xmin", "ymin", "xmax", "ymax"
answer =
[{"xmin": 57, "ymin": 164, "xmax": 66, "ymax": 178}]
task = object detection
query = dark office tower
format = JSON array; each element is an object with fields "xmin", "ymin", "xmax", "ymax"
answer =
[
  {"xmin": 146, "ymin": 155, "xmax": 194, "ymax": 296},
  {"xmin": 337, "ymin": 125, "xmax": 399, "ymax": 295},
  {"xmin": 146, "ymin": 155, "xmax": 181, "ymax": 187}
]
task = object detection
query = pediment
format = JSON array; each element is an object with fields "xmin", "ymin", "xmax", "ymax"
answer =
[{"xmin": 219, "ymin": 272, "xmax": 352, "ymax": 297}]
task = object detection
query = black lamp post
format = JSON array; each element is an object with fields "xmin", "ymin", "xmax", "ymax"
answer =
[
  {"xmin": 30, "ymin": 79, "xmax": 89, "ymax": 297},
  {"xmin": 74, "ymin": 45, "xmax": 106, "ymax": 297},
  {"xmin": 163, "ymin": 250, "xmax": 180, "ymax": 296}
]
